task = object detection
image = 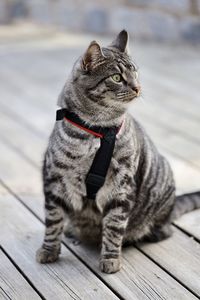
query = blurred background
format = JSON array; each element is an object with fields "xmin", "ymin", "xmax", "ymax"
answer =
[
  {"xmin": 0, "ymin": 1, "xmax": 200, "ymax": 196},
  {"xmin": 1, "ymin": 0, "xmax": 200, "ymax": 42}
]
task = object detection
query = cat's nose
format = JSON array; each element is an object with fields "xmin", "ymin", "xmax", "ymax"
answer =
[{"xmin": 132, "ymin": 85, "xmax": 140, "ymax": 95}]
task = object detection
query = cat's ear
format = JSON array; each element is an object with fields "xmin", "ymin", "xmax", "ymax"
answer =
[
  {"xmin": 82, "ymin": 41, "xmax": 104, "ymax": 71},
  {"xmin": 110, "ymin": 30, "xmax": 129, "ymax": 53}
]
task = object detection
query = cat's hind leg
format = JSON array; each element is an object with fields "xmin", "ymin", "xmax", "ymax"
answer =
[
  {"xmin": 144, "ymin": 223, "xmax": 173, "ymax": 243},
  {"xmin": 64, "ymin": 222, "xmax": 78, "ymax": 240},
  {"xmin": 144, "ymin": 191, "xmax": 175, "ymax": 243}
]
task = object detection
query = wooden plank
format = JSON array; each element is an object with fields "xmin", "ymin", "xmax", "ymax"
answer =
[
  {"xmin": 141, "ymin": 65, "xmax": 200, "ymax": 107},
  {"xmin": 133, "ymin": 42, "xmax": 200, "ymax": 125},
  {"xmin": 0, "ymin": 139, "xmax": 42, "ymax": 195},
  {"xmin": 63, "ymin": 236, "xmax": 198, "ymax": 300},
  {"xmin": 0, "ymin": 188, "xmax": 119, "ymax": 300},
  {"xmin": 139, "ymin": 227, "xmax": 200, "ymax": 296},
  {"xmin": 0, "ymin": 110, "xmax": 46, "ymax": 167},
  {"xmin": 132, "ymin": 98, "xmax": 200, "ymax": 144},
  {"xmin": 136, "ymin": 74, "xmax": 200, "ymax": 141},
  {"xmin": 140, "ymin": 85, "xmax": 200, "ymax": 122},
  {"xmin": 144, "ymin": 60, "xmax": 200, "ymax": 92},
  {"xmin": 175, "ymin": 211, "xmax": 200, "ymax": 241},
  {"xmin": 0, "ymin": 56, "xmax": 63, "ymax": 111},
  {"xmin": 131, "ymin": 97, "xmax": 200, "ymax": 143},
  {"xmin": 134, "ymin": 42, "xmax": 200, "ymax": 108},
  {"xmin": 131, "ymin": 112, "xmax": 200, "ymax": 169},
  {"xmin": 0, "ymin": 249, "xmax": 41, "ymax": 300},
  {"xmin": 0, "ymin": 100, "xmax": 50, "ymax": 139},
  {"xmin": 0, "ymin": 46, "xmax": 77, "ymax": 85},
  {"xmin": 0, "ymin": 127, "xmax": 199, "ymax": 299}
]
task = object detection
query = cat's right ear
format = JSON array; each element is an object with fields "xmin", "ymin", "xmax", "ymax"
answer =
[{"xmin": 82, "ymin": 41, "xmax": 104, "ymax": 71}]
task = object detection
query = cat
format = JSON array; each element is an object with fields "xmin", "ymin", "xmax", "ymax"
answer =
[{"xmin": 36, "ymin": 30, "xmax": 200, "ymax": 273}]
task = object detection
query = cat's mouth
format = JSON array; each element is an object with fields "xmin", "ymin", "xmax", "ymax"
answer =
[{"xmin": 118, "ymin": 90, "xmax": 140, "ymax": 103}]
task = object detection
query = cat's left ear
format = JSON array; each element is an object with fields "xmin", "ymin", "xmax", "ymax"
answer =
[
  {"xmin": 110, "ymin": 30, "xmax": 129, "ymax": 53},
  {"xmin": 82, "ymin": 41, "xmax": 105, "ymax": 71}
]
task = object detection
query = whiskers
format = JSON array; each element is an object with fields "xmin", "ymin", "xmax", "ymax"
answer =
[
  {"xmin": 117, "ymin": 91, "xmax": 138, "ymax": 102},
  {"xmin": 138, "ymin": 91, "xmax": 147, "ymax": 105}
]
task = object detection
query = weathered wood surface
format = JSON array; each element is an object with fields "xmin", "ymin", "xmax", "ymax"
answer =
[
  {"xmin": 0, "ymin": 187, "xmax": 119, "ymax": 300},
  {"xmin": 0, "ymin": 249, "xmax": 42, "ymax": 300},
  {"xmin": 0, "ymin": 32, "xmax": 200, "ymax": 299}
]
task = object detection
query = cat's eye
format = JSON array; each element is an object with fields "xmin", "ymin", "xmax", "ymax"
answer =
[{"xmin": 111, "ymin": 74, "xmax": 122, "ymax": 83}]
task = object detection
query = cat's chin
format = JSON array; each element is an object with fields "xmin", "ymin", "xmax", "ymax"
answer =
[{"xmin": 122, "ymin": 96, "xmax": 138, "ymax": 104}]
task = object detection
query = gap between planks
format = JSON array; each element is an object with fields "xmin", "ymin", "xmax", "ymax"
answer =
[{"xmin": 0, "ymin": 246, "xmax": 44, "ymax": 300}]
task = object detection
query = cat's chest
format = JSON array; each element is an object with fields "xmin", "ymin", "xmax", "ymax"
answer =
[
  {"xmin": 60, "ymin": 138, "xmax": 100, "ymax": 190},
  {"xmin": 59, "ymin": 135, "xmax": 135, "ymax": 212},
  {"xmin": 62, "ymin": 133, "xmax": 134, "ymax": 181},
  {"xmin": 64, "ymin": 138, "xmax": 100, "ymax": 171},
  {"xmin": 53, "ymin": 115, "xmax": 136, "ymax": 205}
]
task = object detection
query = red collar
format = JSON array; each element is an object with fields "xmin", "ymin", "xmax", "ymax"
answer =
[{"xmin": 56, "ymin": 109, "xmax": 122, "ymax": 138}]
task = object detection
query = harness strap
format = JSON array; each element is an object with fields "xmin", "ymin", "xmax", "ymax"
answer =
[
  {"xmin": 86, "ymin": 127, "xmax": 118, "ymax": 199},
  {"xmin": 56, "ymin": 109, "xmax": 119, "ymax": 200}
]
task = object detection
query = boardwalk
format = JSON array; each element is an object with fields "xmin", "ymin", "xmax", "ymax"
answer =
[{"xmin": 0, "ymin": 29, "xmax": 200, "ymax": 300}]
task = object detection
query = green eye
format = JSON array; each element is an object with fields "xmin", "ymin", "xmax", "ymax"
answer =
[{"xmin": 111, "ymin": 74, "xmax": 122, "ymax": 82}]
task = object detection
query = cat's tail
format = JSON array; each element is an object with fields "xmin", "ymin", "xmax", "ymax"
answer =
[{"xmin": 172, "ymin": 191, "xmax": 200, "ymax": 220}]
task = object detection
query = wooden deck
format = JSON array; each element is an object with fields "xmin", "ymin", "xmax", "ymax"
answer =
[{"xmin": 0, "ymin": 29, "xmax": 200, "ymax": 300}]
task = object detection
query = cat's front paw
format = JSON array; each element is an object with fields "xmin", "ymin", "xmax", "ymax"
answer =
[
  {"xmin": 36, "ymin": 247, "xmax": 60, "ymax": 264},
  {"xmin": 99, "ymin": 257, "xmax": 122, "ymax": 274}
]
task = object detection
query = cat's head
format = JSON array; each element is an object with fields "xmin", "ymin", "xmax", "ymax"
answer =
[{"xmin": 60, "ymin": 30, "xmax": 141, "ymax": 125}]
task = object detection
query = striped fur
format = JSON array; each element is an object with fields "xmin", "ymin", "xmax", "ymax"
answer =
[{"xmin": 36, "ymin": 30, "xmax": 200, "ymax": 273}]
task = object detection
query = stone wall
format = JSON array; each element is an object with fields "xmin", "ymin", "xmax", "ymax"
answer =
[{"xmin": 1, "ymin": 0, "xmax": 200, "ymax": 42}]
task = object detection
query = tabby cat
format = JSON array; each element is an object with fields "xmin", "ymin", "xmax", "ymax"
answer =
[{"xmin": 36, "ymin": 30, "xmax": 200, "ymax": 273}]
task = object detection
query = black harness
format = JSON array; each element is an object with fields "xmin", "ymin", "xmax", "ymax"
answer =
[{"xmin": 56, "ymin": 109, "xmax": 121, "ymax": 199}]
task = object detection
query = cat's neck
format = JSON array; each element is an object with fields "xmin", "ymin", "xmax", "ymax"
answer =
[
  {"xmin": 71, "ymin": 106, "xmax": 125, "ymax": 127},
  {"xmin": 59, "ymin": 92, "xmax": 126, "ymax": 128}
]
